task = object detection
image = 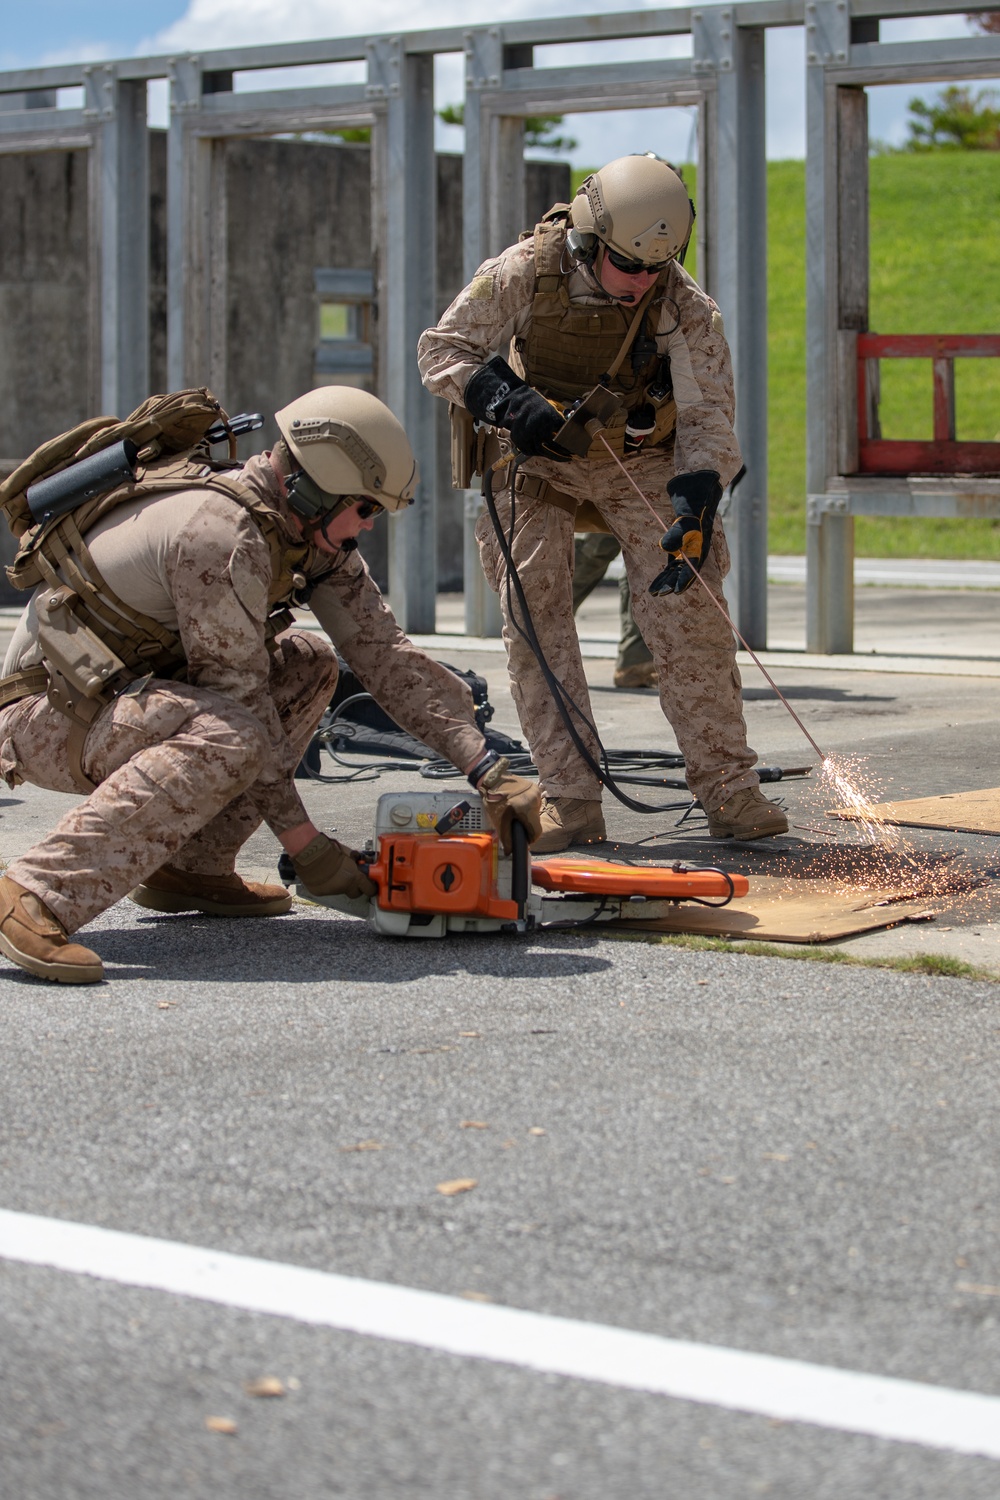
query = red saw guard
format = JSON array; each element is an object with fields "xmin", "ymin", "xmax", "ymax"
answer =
[{"xmin": 531, "ymin": 858, "xmax": 749, "ymax": 901}]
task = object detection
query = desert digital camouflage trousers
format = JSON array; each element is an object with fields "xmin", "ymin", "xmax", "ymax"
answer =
[
  {"xmin": 476, "ymin": 453, "xmax": 758, "ymax": 808},
  {"xmin": 0, "ymin": 629, "xmax": 338, "ymax": 933}
]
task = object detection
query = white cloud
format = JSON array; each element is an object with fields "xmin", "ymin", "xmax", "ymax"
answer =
[
  {"xmin": 142, "ymin": 0, "xmax": 563, "ymax": 53},
  {"xmin": 137, "ymin": 0, "xmax": 994, "ymax": 160}
]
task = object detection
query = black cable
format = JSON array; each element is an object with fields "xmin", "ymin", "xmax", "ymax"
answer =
[
  {"xmin": 300, "ymin": 694, "xmax": 433, "ymax": 784},
  {"xmin": 484, "ymin": 455, "xmax": 694, "ymax": 815}
]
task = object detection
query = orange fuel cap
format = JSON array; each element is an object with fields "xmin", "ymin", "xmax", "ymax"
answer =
[{"xmin": 531, "ymin": 858, "xmax": 749, "ymax": 901}]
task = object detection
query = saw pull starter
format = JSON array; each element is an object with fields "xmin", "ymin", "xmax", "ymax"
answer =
[{"xmin": 289, "ymin": 791, "xmax": 748, "ymax": 939}]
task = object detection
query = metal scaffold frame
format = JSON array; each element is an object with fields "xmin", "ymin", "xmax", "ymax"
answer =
[
  {"xmin": 0, "ymin": 1, "xmax": 996, "ymax": 643},
  {"xmin": 804, "ymin": 0, "xmax": 1000, "ymax": 652}
]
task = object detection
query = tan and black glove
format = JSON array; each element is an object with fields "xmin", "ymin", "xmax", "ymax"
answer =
[
  {"xmin": 474, "ymin": 755, "xmax": 543, "ymax": 851},
  {"xmin": 464, "ymin": 356, "xmax": 571, "ymax": 462},
  {"xmin": 292, "ymin": 833, "xmax": 377, "ymax": 900},
  {"xmin": 649, "ymin": 470, "xmax": 724, "ymax": 596}
]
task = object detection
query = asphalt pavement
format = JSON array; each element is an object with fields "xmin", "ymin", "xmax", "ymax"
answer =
[{"xmin": 2, "ymin": 570, "xmax": 1000, "ymax": 1498}]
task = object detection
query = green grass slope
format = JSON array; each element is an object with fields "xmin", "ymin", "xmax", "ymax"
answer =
[
  {"xmin": 769, "ymin": 151, "xmax": 1000, "ymax": 556},
  {"xmin": 574, "ymin": 152, "xmax": 1000, "ymax": 557}
]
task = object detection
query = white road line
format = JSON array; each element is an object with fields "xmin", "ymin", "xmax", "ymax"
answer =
[{"xmin": 1, "ymin": 1208, "xmax": 998, "ymax": 1462}]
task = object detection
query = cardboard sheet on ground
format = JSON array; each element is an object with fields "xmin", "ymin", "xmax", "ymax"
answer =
[
  {"xmin": 615, "ymin": 875, "xmax": 935, "ymax": 944},
  {"xmin": 829, "ymin": 787, "xmax": 1000, "ymax": 838}
]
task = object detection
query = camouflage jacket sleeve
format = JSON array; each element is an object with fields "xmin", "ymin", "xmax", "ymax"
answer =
[
  {"xmin": 660, "ymin": 266, "xmax": 743, "ymax": 487},
  {"xmin": 166, "ymin": 496, "xmax": 308, "ymax": 834},
  {"xmin": 417, "ymin": 241, "xmax": 537, "ymax": 405},
  {"xmin": 308, "ymin": 548, "xmax": 487, "ymax": 774}
]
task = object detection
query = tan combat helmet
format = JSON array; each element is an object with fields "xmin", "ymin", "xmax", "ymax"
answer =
[
  {"xmin": 570, "ymin": 154, "xmax": 694, "ymax": 267},
  {"xmin": 274, "ymin": 386, "xmax": 418, "ymax": 518}
]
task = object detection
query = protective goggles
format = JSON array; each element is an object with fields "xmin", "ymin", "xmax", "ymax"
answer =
[
  {"xmin": 356, "ymin": 497, "xmax": 384, "ymax": 520},
  {"xmin": 605, "ymin": 247, "xmax": 664, "ymax": 277}
]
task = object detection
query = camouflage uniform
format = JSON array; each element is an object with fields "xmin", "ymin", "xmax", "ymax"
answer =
[
  {"xmin": 417, "ymin": 239, "xmax": 758, "ymax": 811},
  {"xmin": 572, "ymin": 534, "xmax": 653, "ymax": 675},
  {"xmin": 0, "ymin": 455, "xmax": 486, "ymax": 934}
]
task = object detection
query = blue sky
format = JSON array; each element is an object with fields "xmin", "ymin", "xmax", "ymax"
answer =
[
  {"xmin": 0, "ymin": 2, "xmax": 186, "ymax": 68},
  {"xmin": 1, "ymin": 1, "xmax": 988, "ymax": 161}
]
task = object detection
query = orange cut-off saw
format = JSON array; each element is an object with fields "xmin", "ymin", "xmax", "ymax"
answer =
[{"xmin": 292, "ymin": 790, "xmax": 748, "ymax": 938}]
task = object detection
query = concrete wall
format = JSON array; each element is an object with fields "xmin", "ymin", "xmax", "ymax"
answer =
[
  {"xmin": 0, "ymin": 147, "xmax": 93, "ymax": 601},
  {"xmin": 213, "ymin": 141, "xmax": 567, "ymax": 590},
  {"xmin": 0, "ymin": 148, "xmax": 92, "ymax": 463},
  {"xmin": 0, "ymin": 137, "xmax": 569, "ymax": 599}
]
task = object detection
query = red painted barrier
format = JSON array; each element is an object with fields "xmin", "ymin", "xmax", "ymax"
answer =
[{"xmin": 856, "ymin": 333, "xmax": 1000, "ymax": 475}]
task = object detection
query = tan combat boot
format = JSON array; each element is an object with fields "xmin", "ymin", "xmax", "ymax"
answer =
[
  {"xmin": 0, "ymin": 876, "xmax": 103, "ymax": 984},
  {"xmin": 532, "ymin": 798, "xmax": 607, "ymax": 855},
  {"xmin": 614, "ymin": 662, "xmax": 658, "ymax": 690},
  {"xmin": 706, "ymin": 785, "xmax": 788, "ymax": 840},
  {"xmin": 129, "ymin": 866, "xmax": 292, "ymax": 917}
]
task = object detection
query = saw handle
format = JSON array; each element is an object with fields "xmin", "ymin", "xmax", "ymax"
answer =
[{"xmin": 510, "ymin": 820, "xmax": 530, "ymax": 918}]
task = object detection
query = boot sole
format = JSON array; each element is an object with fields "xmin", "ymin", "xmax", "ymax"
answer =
[
  {"xmin": 128, "ymin": 887, "xmax": 292, "ymax": 917},
  {"xmin": 0, "ymin": 929, "xmax": 103, "ymax": 984},
  {"xmin": 708, "ymin": 823, "xmax": 788, "ymax": 840}
]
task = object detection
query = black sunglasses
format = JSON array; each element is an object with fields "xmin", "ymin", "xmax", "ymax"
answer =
[
  {"xmin": 605, "ymin": 247, "xmax": 663, "ymax": 277},
  {"xmin": 356, "ymin": 497, "xmax": 384, "ymax": 519}
]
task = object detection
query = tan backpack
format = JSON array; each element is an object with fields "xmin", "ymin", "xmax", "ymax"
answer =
[{"xmin": 0, "ymin": 388, "xmax": 232, "ymax": 543}]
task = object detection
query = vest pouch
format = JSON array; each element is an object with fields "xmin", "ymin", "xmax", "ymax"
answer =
[
  {"xmin": 450, "ymin": 403, "xmax": 486, "ymax": 489},
  {"xmin": 647, "ymin": 394, "xmax": 678, "ymax": 446},
  {"xmin": 36, "ymin": 585, "xmax": 127, "ymax": 702}
]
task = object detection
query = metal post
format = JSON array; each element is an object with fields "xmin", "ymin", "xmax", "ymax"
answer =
[
  {"xmin": 461, "ymin": 28, "xmax": 507, "ymax": 637},
  {"xmin": 463, "ymin": 490, "xmax": 502, "ymax": 637},
  {"xmin": 167, "ymin": 55, "xmax": 205, "ymax": 390},
  {"xmin": 488, "ymin": 45, "xmax": 529, "ymax": 256},
  {"xmin": 371, "ymin": 37, "xmax": 438, "ymax": 634},
  {"xmin": 697, "ymin": 11, "xmax": 768, "ymax": 648},
  {"xmin": 805, "ymin": 0, "xmax": 853, "ymax": 653},
  {"xmin": 85, "ymin": 66, "xmax": 149, "ymax": 415}
]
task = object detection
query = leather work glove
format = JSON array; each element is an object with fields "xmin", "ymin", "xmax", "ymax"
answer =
[
  {"xmin": 476, "ymin": 756, "xmax": 544, "ymax": 852},
  {"xmin": 649, "ymin": 470, "xmax": 724, "ymax": 596},
  {"xmin": 464, "ymin": 355, "xmax": 571, "ymax": 462},
  {"xmin": 292, "ymin": 833, "xmax": 377, "ymax": 900}
]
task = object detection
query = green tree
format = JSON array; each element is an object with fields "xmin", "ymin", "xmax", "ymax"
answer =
[
  {"xmin": 321, "ymin": 126, "xmax": 371, "ymax": 144},
  {"xmin": 437, "ymin": 103, "xmax": 577, "ymax": 152},
  {"xmin": 905, "ymin": 85, "xmax": 1000, "ymax": 149}
]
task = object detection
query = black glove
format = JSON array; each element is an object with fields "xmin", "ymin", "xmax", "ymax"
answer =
[
  {"xmin": 464, "ymin": 356, "xmax": 571, "ymax": 461},
  {"xmin": 649, "ymin": 470, "xmax": 723, "ymax": 596}
]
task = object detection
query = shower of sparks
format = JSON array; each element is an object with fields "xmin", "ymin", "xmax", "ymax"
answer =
[
  {"xmin": 584, "ymin": 434, "xmax": 995, "ymax": 919},
  {"xmin": 809, "ymin": 755, "xmax": 986, "ymax": 909},
  {"xmin": 820, "ymin": 754, "xmax": 901, "ymax": 851}
]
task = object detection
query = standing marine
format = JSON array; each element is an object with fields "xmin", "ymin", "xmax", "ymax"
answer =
[{"xmin": 418, "ymin": 153, "xmax": 787, "ymax": 853}]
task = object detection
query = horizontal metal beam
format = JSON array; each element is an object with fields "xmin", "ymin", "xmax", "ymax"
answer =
[
  {"xmin": 0, "ymin": 64, "xmax": 89, "ymax": 92},
  {"xmin": 481, "ymin": 71, "xmax": 704, "ymax": 120},
  {"xmin": 810, "ymin": 477, "xmax": 1000, "ymax": 519},
  {"xmin": 732, "ymin": 0, "xmax": 806, "ymax": 24},
  {"xmin": 453, "ymin": 9, "xmax": 695, "ymax": 48},
  {"xmin": 846, "ymin": 34, "xmax": 1000, "ymax": 76},
  {"xmin": 314, "ymin": 268, "xmax": 375, "ymax": 298},
  {"xmin": 493, "ymin": 56, "xmax": 697, "ymax": 103},
  {"xmin": 0, "ymin": 0, "xmax": 992, "ymax": 98},
  {"xmin": 850, "ymin": 0, "xmax": 993, "ymax": 18},
  {"xmin": 315, "ymin": 343, "xmax": 374, "ymax": 374},
  {"xmin": 190, "ymin": 82, "xmax": 372, "ymax": 126},
  {"xmin": 0, "ymin": 109, "xmax": 89, "ymax": 141}
]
